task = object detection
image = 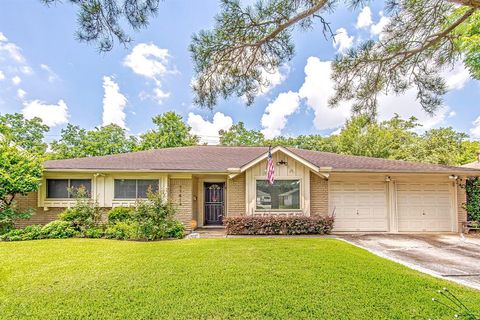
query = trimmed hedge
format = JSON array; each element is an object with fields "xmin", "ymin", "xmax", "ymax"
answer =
[{"xmin": 224, "ymin": 215, "xmax": 334, "ymax": 235}]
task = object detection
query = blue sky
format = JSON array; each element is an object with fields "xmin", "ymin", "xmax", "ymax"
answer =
[{"xmin": 0, "ymin": 0, "xmax": 479, "ymax": 144}]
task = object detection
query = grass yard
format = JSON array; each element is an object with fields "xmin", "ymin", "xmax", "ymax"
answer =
[{"xmin": 0, "ymin": 238, "xmax": 478, "ymax": 319}]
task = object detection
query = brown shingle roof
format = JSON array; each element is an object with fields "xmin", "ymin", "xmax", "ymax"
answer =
[
  {"xmin": 44, "ymin": 145, "xmax": 479, "ymax": 173},
  {"xmin": 287, "ymin": 148, "xmax": 476, "ymax": 173},
  {"xmin": 44, "ymin": 146, "xmax": 269, "ymax": 171}
]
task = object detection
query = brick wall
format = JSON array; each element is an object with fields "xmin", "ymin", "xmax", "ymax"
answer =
[
  {"xmin": 169, "ymin": 179, "xmax": 193, "ymax": 231},
  {"xmin": 457, "ymin": 178, "xmax": 468, "ymax": 232},
  {"xmin": 227, "ymin": 173, "xmax": 246, "ymax": 216},
  {"xmin": 14, "ymin": 192, "xmax": 62, "ymax": 228},
  {"xmin": 310, "ymin": 174, "xmax": 329, "ymax": 216}
]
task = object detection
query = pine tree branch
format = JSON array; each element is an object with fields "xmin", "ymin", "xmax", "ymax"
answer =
[
  {"xmin": 361, "ymin": 7, "xmax": 475, "ymax": 69},
  {"xmin": 252, "ymin": 0, "xmax": 329, "ymax": 47}
]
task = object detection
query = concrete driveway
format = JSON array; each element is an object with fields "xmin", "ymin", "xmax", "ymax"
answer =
[{"xmin": 338, "ymin": 234, "xmax": 480, "ymax": 290}]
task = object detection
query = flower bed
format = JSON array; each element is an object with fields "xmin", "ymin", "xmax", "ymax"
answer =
[{"xmin": 224, "ymin": 215, "xmax": 334, "ymax": 235}]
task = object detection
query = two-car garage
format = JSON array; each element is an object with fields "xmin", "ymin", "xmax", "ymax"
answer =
[{"xmin": 329, "ymin": 176, "xmax": 455, "ymax": 233}]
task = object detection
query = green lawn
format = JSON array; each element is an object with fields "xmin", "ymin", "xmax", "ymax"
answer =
[{"xmin": 0, "ymin": 238, "xmax": 478, "ymax": 319}]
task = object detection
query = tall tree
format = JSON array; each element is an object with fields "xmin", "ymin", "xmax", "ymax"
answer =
[
  {"xmin": 0, "ymin": 142, "xmax": 43, "ymax": 233},
  {"xmin": 219, "ymin": 122, "xmax": 265, "ymax": 146},
  {"xmin": 0, "ymin": 113, "xmax": 49, "ymax": 154},
  {"xmin": 413, "ymin": 127, "xmax": 471, "ymax": 165},
  {"xmin": 50, "ymin": 124, "xmax": 137, "ymax": 159},
  {"xmin": 333, "ymin": 115, "xmax": 420, "ymax": 160},
  {"xmin": 265, "ymin": 135, "xmax": 337, "ymax": 152},
  {"xmin": 137, "ymin": 112, "xmax": 198, "ymax": 150}
]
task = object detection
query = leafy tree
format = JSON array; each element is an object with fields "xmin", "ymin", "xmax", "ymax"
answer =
[
  {"xmin": 50, "ymin": 124, "xmax": 137, "ymax": 159},
  {"xmin": 219, "ymin": 122, "xmax": 265, "ymax": 146},
  {"xmin": 137, "ymin": 112, "xmax": 198, "ymax": 150},
  {"xmin": 333, "ymin": 115, "xmax": 420, "ymax": 160},
  {"xmin": 0, "ymin": 142, "xmax": 43, "ymax": 233},
  {"xmin": 221, "ymin": 114, "xmax": 478, "ymax": 166},
  {"xmin": 0, "ymin": 113, "xmax": 49, "ymax": 154},
  {"xmin": 41, "ymin": 0, "xmax": 160, "ymax": 52},
  {"xmin": 413, "ymin": 127, "xmax": 470, "ymax": 165},
  {"xmin": 450, "ymin": 8, "xmax": 480, "ymax": 79},
  {"xmin": 464, "ymin": 177, "xmax": 480, "ymax": 221},
  {"xmin": 458, "ymin": 140, "xmax": 480, "ymax": 165},
  {"xmin": 265, "ymin": 135, "xmax": 338, "ymax": 152},
  {"xmin": 85, "ymin": 124, "xmax": 138, "ymax": 156}
]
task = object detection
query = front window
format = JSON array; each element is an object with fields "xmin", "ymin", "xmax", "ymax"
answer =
[
  {"xmin": 114, "ymin": 179, "xmax": 158, "ymax": 199},
  {"xmin": 256, "ymin": 180, "xmax": 300, "ymax": 210},
  {"xmin": 46, "ymin": 179, "xmax": 92, "ymax": 198}
]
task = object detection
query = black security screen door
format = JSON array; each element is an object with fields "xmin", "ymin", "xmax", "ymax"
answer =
[{"xmin": 204, "ymin": 182, "xmax": 225, "ymax": 225}]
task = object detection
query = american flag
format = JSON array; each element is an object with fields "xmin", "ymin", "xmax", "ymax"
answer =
[{"xmin": 266, "ymin": 147, "xmax": 275, "ymax": 185}]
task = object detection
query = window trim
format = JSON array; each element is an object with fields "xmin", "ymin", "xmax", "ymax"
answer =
[
  {"xmin": 254, "ymin": 177, "xmax": 302, "ymax": 212},
  {"xmin": 113, "ymin": 179, "xmax": 159, "ymax": 200},
  {"xmin": 45, "ymin": 178, "xmax": 93, "ymax": 199}
]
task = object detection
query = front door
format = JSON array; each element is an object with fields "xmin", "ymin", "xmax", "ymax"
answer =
[{"xmin": 204, "ymin": 182, "xmax": 225, "ymax": 225}]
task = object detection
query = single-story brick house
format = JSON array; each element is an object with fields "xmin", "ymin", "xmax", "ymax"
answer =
[{"xmin": 16, "ymin": 146, "xmax": 480, "ymax": 233}]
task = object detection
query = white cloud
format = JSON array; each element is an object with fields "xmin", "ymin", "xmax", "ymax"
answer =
[
  {"xmin": 377, "ymin": 90, "xmax": 451, "ymax": 131},
  {"xmin": 102, "ymin": 76, "xmax": 127, "ymax": 129},
  {"xmin": 444, "ymin": 63, "xmax": 470, "ymax": 90},
  {"xmin": 11, "ymin": 75, "xmax": 21, "ymax": 85},
  {"xmin": 124, "ymin": 43, "xmax": 171, "ymax": 80},
  {"xmin": 258, "ymin": 65, "xmax": 289, "ymax": 95},
  {"xmin": 356, "ymin": 7, "xmax": 372, "ymax": 29},
  {"xmin": 261, "ymin": 91, "xmax": 301, "ymax": 139},
  {"xmin": 298, "ymin": 57, "xmax": 351, "ymax": 130},
  {"xmin": 333, "ymin": 28, "xmax": 354, "ymax": 54},
  {"xmin": 16, "ymin": 88, "xmax": 26, "ymax": 99},
  {"xmin": 187, "ymin": 112, "xmax": 233, "ymax": 144},
  {"xmin": 0, "ymin": 70, "xmax": 4, "ymax": 80},
  {"xmin": 153, "ymin": 87, "xmax": 170, "ymax": 103},
  {"xmin": 22, "ymin": 99, "xmax": 69, "ymax": 127},
  {"xmin": 40, "ymin": 64, "xmax": 59, "ymax": 82},
  {"xmin": 371, "ymin": 13, "xmax": 390, "ymax": 35},
  {"xmin": 20, "ymin": 66, "xmax": 33, "ymax": 75},
  {"xmin": 471, "ymin": 116, "xmax": 480, "ymax": 138},
  {"xmin": 0, "ymin": 33, "xmax": 25, "ymax": 64},
  {"xmin": 123, "ymin": 43, "xmax": 174, "ymax": 104}
]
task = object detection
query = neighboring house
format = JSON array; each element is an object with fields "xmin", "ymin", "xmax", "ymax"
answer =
[{"xmin": 15, "ymin": 146, "xmax": 480, "ymax": 233}]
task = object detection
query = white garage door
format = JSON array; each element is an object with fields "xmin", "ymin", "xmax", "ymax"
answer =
[
  {"xmin": 397, "ymin": 182, "xmax": 453, "ymax": 232},
  {"xmin": 330, "ymin": 181, "xmax": 388, "ymax": 232}
]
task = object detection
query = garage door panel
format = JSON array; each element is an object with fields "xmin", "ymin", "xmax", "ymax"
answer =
[
  {"xmin": 334, "ymin": 218, "xmax": 388, "ymax": 231},
  {"xmin": 331, "ymin": 181, "xmax": 388, "ymax": 232},
  {"xmin": 397, "ymin": 182, "xmax": 453, "ymax": 232}
]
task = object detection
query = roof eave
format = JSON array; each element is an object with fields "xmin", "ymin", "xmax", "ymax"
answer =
[
  {"xmin": 329, "ymin": 169, "xmax": 480, "ymax": 175},
  {"xmin": 43, "ymin": 168, "xmax": 230, "ymax": 174}
]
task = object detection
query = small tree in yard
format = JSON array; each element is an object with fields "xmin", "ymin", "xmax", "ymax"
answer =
[{"xmin": 0, "ymin": 142, "xmax": 43, "ymax": 233}]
